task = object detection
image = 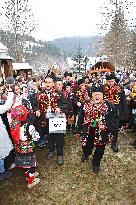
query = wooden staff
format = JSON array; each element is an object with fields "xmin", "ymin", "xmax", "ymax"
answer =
[{"xmin": 1, "ymin": 65, "xmax": 6, "ymax": 84}]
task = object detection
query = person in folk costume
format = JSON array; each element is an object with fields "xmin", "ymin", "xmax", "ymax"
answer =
[
  {"xmin": 128, "ymin": 84, "xmax": 136, "ymax": 148},
  {"xmin": 76, "ymin": 84, "xmax": 119, "ymax": 174},
  {"xmin": 105, "ymin": 72, "xmax": 127, "ymax": 152},
  {"xmin": 54, "ymin": 77, "xmax": 70, "ymax": 115},
  {"xmin": 28, "ymin": 79, "xmax": 49, "ymax": 148},
  {"xmin": 84, "ymin": 75, "xmax": 90, "ymax": 85},
  {"xmin": 38, "ymin": 75, "xmax": 69, "ymax": 165},
  {"xmin": 23, "ymin": 79, "xmax": 47, "ymax": 148},
  {"xmin": 69, "ymin": 73, "xmax": 77, "ymax": 90},
  {"xmin": 54, "ymin": 77, "xmax": 72, "ymax": 133},
  {"xmin": 0, "ymin": 85, "xmax": 14, "ymax": 180},
  {"xmin": 63, "ymin": 72, "xmax": 77, "ymax": 90},
  {"xmin": 63, "ymin": 81, "xmax": 75, "ymax": 134},
  {"xmin": 10, "ymin": 101, "xmax": 40, "ymax": 189},
  {"xmin": 75, "ymin": 78, "xmax": 90, "ymax": 114}
]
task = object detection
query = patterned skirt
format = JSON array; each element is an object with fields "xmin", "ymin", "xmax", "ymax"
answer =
[{"xmin": 15, "ymin": 152, "xmax": 37, "ymax": 168}]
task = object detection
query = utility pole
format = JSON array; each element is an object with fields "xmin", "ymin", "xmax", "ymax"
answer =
[
  {"xmin": 83, "ymin": 55, "xmax": 89, "ymax": 75},
  {"xmin": 72, "ymin": 44, "xmax": 84, "ymax": 73},
  {"xmin": 113, "ymin": 0, "xmax": 118, "ymax": 70}
]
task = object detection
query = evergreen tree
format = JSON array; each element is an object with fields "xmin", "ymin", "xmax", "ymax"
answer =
[
  {"xmin": 131, "ymin": 31, "xmax": 136, "ymax": 67},
  {"xmin": 103, "ymin": 6, "xmax": 133, "ymax": 68},
  {"xmin": 72, "ymin": 45, "xmax": 84, "ymax": 73}
]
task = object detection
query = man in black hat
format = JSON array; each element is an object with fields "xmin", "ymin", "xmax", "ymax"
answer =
[
  {"xmin": 105, "ymin": 72, "xmax": 127, "ymax": 152},
  {"xmin": 38, "ymin": 76, "xmax": 69, "ymax": 165},
  {"xmin": 76, "ymin": 84, "xmax": 119, "ymax": 174}
]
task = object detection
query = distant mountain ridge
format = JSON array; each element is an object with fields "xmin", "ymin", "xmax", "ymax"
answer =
[
  {"xmin": 0, "ymin": 30, "xmax": 103, "ymax": 69},
  {"xmin": 53, "ymin": 36, "xmax": 102, "ymax": 57}
]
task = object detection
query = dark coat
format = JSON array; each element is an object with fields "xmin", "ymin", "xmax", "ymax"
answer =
[{"xmin": 76, "ymin": 100, "xmax": 119, "ymax": 146}]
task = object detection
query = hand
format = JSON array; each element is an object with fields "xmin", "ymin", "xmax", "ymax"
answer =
[
  {"xmin": 77, "ymin": 102, "xmax": 81, "ymax": 107},
  {"xmin": 99, "ymin": 124, "xmax": 106, "ymax": 131},
  {"xmin": 55, "ymin": 107, "xmax": 61, "ymax": 114},
  {"xmin": 36, "ymin": 110, "xmax": 40, "ymax": 117}
]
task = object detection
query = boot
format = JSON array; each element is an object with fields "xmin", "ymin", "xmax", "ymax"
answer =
[
  {"xmin": 111, "ymin": 143, "xmax": 119, "ymax": 152},
  {"xmin": 132, "ymin": 139, "xmax": 136, "ymax": 147},
  {"xmin": 133, "ymin": 142, "xmax": 136, "ymax": 149},
  {"xmin": 57, "ymin": 156, "xmax": 64, "ymax": 165},
  {"xmin": 25, "ymin": 171, "xmax": 39, "ymax": 180},
  {"xmin": 81, "ymin": 154, "xmax": 88, "ymax": 162},
  {"xmin": 92, "ymin": 166, "xmax": 100, "ymax": 174},
  {"xmin": 9, "ymin": 163, "xmax": 16, "ymax": 170},
  {"xmin": 47, "ymin": 152, "xmax": 54, "ymax": 160},
  {"xmin": 27, "ymin": 173, "xmax": 40, "ymax": 189}
]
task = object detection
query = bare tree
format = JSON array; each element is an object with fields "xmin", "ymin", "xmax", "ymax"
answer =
[{"xmin": 1, "ymin": 0, "xmax": 36, "ymax": 62}]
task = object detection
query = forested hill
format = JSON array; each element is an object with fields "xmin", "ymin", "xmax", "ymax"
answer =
[
  {"xmin": 53, "ymin": 36, "xmax": 102, "ymax": 56},
  {"xmin": 0, "ymin": 30, "xmax": 103, "ymax": 67},
  {"xmin": 0, "ymin": 30, "xmax": 66, "ymax": 67}
]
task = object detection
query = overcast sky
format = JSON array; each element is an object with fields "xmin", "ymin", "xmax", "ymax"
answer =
[
  {"xmin": 1, "ymin": 0, "xmax": 135, "ymax": 41},
  {"xmin": 31, "ymin": 0, "xmax": 105, "ymax": 40}
]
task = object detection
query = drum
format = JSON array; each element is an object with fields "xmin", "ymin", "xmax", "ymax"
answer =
[{"xmin": 49, "ymin": 113, "xmax": 66, "ymax": 133}]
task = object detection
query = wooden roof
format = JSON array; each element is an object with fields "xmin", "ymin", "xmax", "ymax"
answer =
[
  {"xmin": 12, "ymin": 63, "xmax": 32, "ymax": 70},
  {"xmin": 89, "ymin": 61, "xmax": 115, "ymax": 74}
]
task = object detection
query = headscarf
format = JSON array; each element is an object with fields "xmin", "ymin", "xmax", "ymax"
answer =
[{"xmin": 10, "ymin": 105, "xmax": 29, "ymax": 144}]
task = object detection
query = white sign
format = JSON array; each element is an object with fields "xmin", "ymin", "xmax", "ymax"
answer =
[{"xmin": 49, "ymin": 114, "xmax": 66, "ymax": 133}]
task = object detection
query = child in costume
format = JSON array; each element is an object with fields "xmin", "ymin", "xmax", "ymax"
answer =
[{"xmin": 10, "ymin": 104, "xmax": 40, "ymax": 189}]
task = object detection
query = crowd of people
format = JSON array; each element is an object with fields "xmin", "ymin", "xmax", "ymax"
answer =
[{"xmin": 0, "ymin": 69, "xmax": 136, "ymax": 189}]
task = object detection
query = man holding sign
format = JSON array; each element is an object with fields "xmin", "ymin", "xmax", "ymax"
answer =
[{"xmin": 38, "ymin": 75, "xmax": 69, "ymax": 165}]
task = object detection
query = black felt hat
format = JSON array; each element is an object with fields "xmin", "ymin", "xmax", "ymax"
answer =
[
  {"xmin": 64, "ymin": 71, "xmax": 72, "ymax": 78},
  {"xmin": 55, "ymin": 77, "xmax": 62, "ymax": 82},
  {"xmin": 77, "ymin": 78, "xmax": 85, "ymax": 86},
  {"xmin": 45, "ymin": 72, "xmax": 56, "ymax": 82},
  {"xmin": 106, "ymin": 72, "xmax": 116, "ymax": 80},
  {"xmin": 65, "ymin": 82, "xmax": 71, "ymax": 87},
  {"xmin": 91, "ymin": 84, "xmax": 105, "ymax": 93}
]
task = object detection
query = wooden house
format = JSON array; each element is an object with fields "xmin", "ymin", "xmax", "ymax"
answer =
[
  {"xmin": 89, "ymin": 61, "xmax": 115, "ymax": 75},
  {"xmin": 12, "ymin": 63, "xmax": 33, "ymax": 80},
  {"xmin": 0, "ymin": 42, "xmax": 13, "ymax": 79}
]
